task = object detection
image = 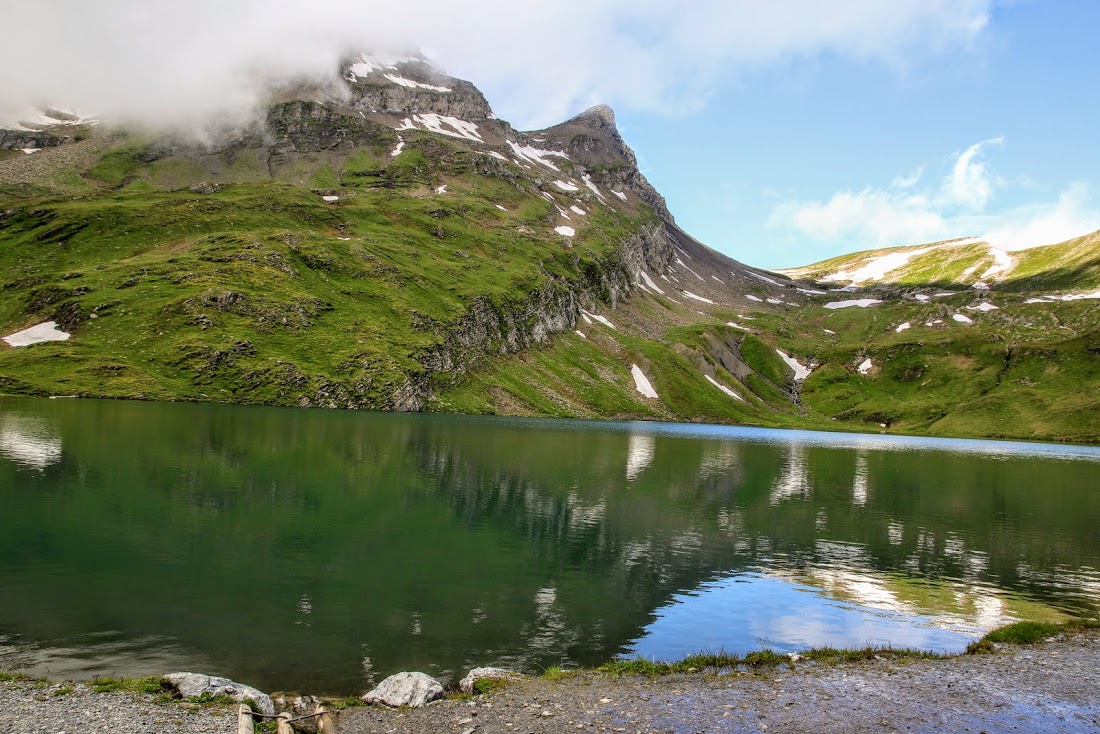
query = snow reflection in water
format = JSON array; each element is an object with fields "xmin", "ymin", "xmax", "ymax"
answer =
[{"xmin": 0, "ymin": 413, "xmax": 62, "ymax": 470}]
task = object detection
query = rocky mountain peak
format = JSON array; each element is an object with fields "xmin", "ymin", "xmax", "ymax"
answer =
[{"xmin": 572, "ymin": 104, "xmax": 617, "ymax": 129}]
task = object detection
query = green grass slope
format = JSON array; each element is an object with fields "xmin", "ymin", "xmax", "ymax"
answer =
[{"xmin": 0, "ymin": 129, "xmax": 654, "ymax": 409}]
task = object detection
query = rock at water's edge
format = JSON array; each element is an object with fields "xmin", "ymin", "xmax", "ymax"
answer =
[
  {"xmin": 165, "ymin": 672, "xmax": 275, "ymax": 716},
  {"xmin": 361, "ymin": 672, "xmax": 444, "ymax": 707},
  {"xmin": 458, "ymin": 667, "xmax": 523, "ymax": 694}
]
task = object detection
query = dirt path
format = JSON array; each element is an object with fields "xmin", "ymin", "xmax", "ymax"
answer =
[{"xmin": 1, "ymin": 632, "xmax": 1096, "ymax": 733}]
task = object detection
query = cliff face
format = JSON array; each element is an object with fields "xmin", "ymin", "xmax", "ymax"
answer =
[{"xmin": 400, "ymin": 222, "xmax": 673, "ymax": 411}]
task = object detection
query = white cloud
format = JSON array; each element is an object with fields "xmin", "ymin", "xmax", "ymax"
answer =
[
  {"xmin": 939, "ymin": 137, "xmax": 1002, "ymax": 209},
  {"xmin": 982, "ymin": 184, "xmax": 1100, "ymax": 251},
  {"xmin": 0, "ymin": 0, "xmax": 993, "ymax": 130},
  {"xmin": 771, "ymin": 140, "xmax": 1100, "ymax": 251},
  {"xmin": 891, "ymin": 166, "xmax": 925, "ymax": 189}
]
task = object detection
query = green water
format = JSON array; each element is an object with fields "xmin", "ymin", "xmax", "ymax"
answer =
[{"xmin": 1, "ymin": 397, "xmax": 1097, "ymax": 694}]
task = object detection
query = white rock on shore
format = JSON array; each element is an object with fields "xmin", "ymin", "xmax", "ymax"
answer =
[
  {"xmin": 362, "ymin": 672, "xmax": 444, "ymax": 708},
  {"xmin": 165, "ymin": 672, "xmax": 274, "ymax": 716}
]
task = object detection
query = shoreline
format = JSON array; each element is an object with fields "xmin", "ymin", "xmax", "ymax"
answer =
[
  {"xmin": 2, "ymin": 621, "xmax": 1098, "ymax": 733},
  {"xmin": 4, "ymin": 392, "xmax": 1099, "ymax": 449}
]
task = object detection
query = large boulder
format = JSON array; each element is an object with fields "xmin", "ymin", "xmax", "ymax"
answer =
[
  {"xmin": 165, "ymin": 672, "xmax": 275, "ymax": 716},
  {"xmin": 361, "ymin": 672, "xmax": 443, "ymax": 708},
  {"xmin": 458, "ymin": 667, "xmax": 523, "ymax": 694}
]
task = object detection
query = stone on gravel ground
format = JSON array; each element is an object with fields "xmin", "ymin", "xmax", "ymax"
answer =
[
  {"xmin": 165, "ymin": 672, "xmax": 274, "ymax": 715},
  {"xmin": 361, "ymin": 672, "xmax": 444, "ymax": 708},
  {"xmin": 458, "ymin": 667, "xmax": 523, "ymax": 694}
]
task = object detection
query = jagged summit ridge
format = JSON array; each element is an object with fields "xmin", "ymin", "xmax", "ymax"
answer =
[{"xmin": 570, "ymin": 104, "xmax": 617, "ymax": 129}]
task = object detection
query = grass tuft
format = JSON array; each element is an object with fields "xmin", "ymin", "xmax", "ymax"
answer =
[
  {"xmin": 971, "ymin": 618, "xmax": 1100, "ymax": 652},
  {"xmin": 90, "ymin": 675, "xmax": 178, "ymax": 697}
]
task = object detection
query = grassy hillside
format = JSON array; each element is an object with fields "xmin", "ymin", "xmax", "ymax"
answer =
[
  {"xmin": 2, "ymin": 108, "xmax": 1097, "ymax": 443},
  {"xmin": 0, "ymin": 128, "xmax": 655, "ymax": 409}
]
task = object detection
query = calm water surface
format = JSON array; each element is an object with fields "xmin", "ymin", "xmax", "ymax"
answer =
[{"xmin": 1, "ymin": 397, "xmax": 1098, "ymax": 694}]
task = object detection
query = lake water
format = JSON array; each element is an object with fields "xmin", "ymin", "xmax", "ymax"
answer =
[{"xmin": 1, "ymin": 397, "xmax": 1098, "ymax": 695}]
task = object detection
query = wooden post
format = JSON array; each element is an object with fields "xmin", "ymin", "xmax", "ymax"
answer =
[
  {"xmin": 237, "ymin": 704, "xmax": 255, "ymax": 734},
  {"xmin": 277, "ymin": 712, "xmax": 294, "ymax": 734},
  {"xmin": 315, "ymin": 704, "xmax": 337, "ymax": 734}
]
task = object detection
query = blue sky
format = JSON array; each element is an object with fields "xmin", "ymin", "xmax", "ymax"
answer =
[
  {"xmin": 4, "ymin": 1, "xmax": 1096, "ymax": 269},
  {"xmin": 606, "ymin": 1, "xmax": 1100, "ymax": 267}
]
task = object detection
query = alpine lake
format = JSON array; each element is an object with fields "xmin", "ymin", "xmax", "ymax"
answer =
[{"xmin": 1, "ymin": 396, "xmax": 1097, "ymax": 695}]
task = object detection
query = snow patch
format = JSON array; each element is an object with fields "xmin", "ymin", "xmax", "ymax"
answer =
[
  {"xmin": 554, "ymin": 225, "xmax": 575, "ymax": 237},
  {"xmin": 682, "ymin": 291, "xmax": 714, "ymax": 304},
  {"xmin": 967, "ymin": 302, "xmax": 999, "ymax": 312},
  {"xmin": 390, "ymin": 141, "xmax": 405, "ymax": 157},
  {"xmin": 914, "ymin": 294, "xmax": 931, "ymax": 302},
  {"xmin": 3, "ymin": 321, "xmax": 71, "ymax": 347},
  {"xmin": 610, "ymin": 190, "xmax": 627, "ymax": 201},
  {"xmin": 766, "ymin": 298, "xmax": 783, "ymax": 305},
  {"xmin": 321, "ymin": 195, "xmax": 340, "ymax": 202},
  {"xmin": 580, "ymin": 310, "xmax": 615, "ymax": 330},
  {"xmin": 582, "ymin": 174, "xmax": 607, "ymax": 201},
  {"xmin": 705, "ymin": 374, "xmax": 744, "ymax": 401},
  {"xmin": 435, "ymin": 185, "xmax": 448, "ymax": 194},
  {"xmin": 952, "ymin": 313, "xmax": 974, "ymax": 324},
  {"xmin": 775, "ymin": 350, "xmax": 812, "ymax": 381},
  {"xmin": 895, "ymin": 322, "xmax": 911, "ymax": 333},
  {"xmin": 745, "ymin": 294, "xmax": 763, "ymax": 302},
  {"xmin": 675, "ymin": 258, "xmax": 706, "ymax": 282},
  {"xmin": 857, "ymin": 358, "xmax": 873, "ymax": 375},
  {"xmin": 631, "ymin": 365, "xmax": 659, "ymax": 399},
  {"xmin": 570, "ymin": 205, "xmax": 586, "ymax": 216},
  {"xmin": 507, "ymin": 140, "xmax": 568, "ymax": 170},
  {"xmin": 1030, "ymin": 290, "xmax": 1100, "ymax": 302},
  {"xmin": 638, "ymin": 271, "xmax": 665, "ymax": 295},
  {"xmin": 823, "ymin": 329, "xmax": 836, "ymax": 335},
  {"xmin": 797, "ymin": 287, "xmax": 827, "ymax": 295},
  {"xmin": 382, "ymin": 74, "xmax": 451, "ymax": 92},
  {"xmin": 725, "ymin": 321, "xmax": 751, "ymax": 331},
  {"xmin": 747, "ymin": 270, "xmax": 782, "ymax": 285},
  {"xmin": 575, "ymin": 330, "xmax": 586, "ymax": 339},
  {"xmin": 553, "ymin": 180, "xmax": 579, "ymax": 192},
  {"xmin": 495, "ymin": 204, "xmax": 508, "ymax": 212},
  {"xmin": 20, "ymin": 148, "xmax": 41, "ymax": 154},
  {"xmin": 980, "ymin": 248, "xmax": 1014, "ymax": 279},
  {"xmin": 824, "ymin": 299, "xmax": 882, "ymax": 310},
  {"xmin": 397, "ymin": 114, "xmax": 481, "ymax": 142},
  {"xmin": 486, "ymin": 151, "xmax": 508, "ymax": 161}
]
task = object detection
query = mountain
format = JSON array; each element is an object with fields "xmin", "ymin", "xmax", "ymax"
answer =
[{"xmin": 1, "ymin": 54, "xmax": 1097, "ymax": 443}]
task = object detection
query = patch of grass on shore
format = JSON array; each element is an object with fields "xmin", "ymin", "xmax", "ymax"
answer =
[
  {"xmin": 801, "ymin": 646, "xmax": 947, "ymax": 664},
  {"xmin": 90, "ymin": 675, "xmax": 178, "ymax": 697},
  {"xmin": 967, "ymin": 618, "xmax": 1100, "ymax": 653},
  {"xmin": 322, "ymin": 695, "xmax": 366, "ymax": 710},
  {"xmin": 0, "ymin": 672, "xmax": 37, "ymax": 683},
  {"xmin": 540, "ymin": 665, "xmax": 581, "ymax": 682}
]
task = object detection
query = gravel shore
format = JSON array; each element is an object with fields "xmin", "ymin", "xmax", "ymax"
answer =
[
  {"xmin": 0, "ymin": 680, "xmax": 235, "ymax": 734},
  {"xmin": 3, "ymin": 630, "xmax": 1097, "ymax": 734}
]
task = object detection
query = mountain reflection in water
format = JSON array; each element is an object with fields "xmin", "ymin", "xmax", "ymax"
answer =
[{"xmin": 0, "ymin": 398, "xmax": 1097, "ymax": 694}]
